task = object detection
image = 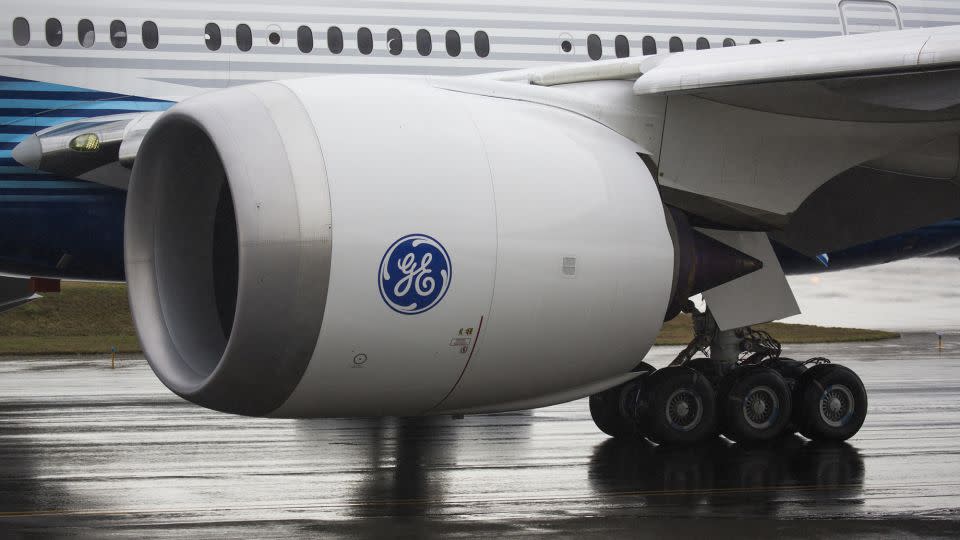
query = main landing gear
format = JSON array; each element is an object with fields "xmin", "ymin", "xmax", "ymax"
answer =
[{"xmin": 590, "ymin": 302, "xmax": 867, "ymax": 445}]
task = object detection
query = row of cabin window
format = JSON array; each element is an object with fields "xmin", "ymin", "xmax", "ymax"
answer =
[
  {"xmin": 578, "ymin": 34, "xmax": 764, "ymax": 60},
  {"xmin": 10, "ymin": 17, "xmax": 767, "ymax": 58},
  {"xmin": 10, "ymin": 17, "xmax": 490, "ymax": 57},
  {"xmin": 211, "ymin": 23, "xmax": 490, "ymax": 57},
  {"xmin": 11, "ymin": 17, "xmax": 159, "ymax": 49}
]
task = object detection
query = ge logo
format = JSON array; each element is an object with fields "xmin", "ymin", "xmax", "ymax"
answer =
[{"xmin": 379, "ymin": 234, "xmax": 451, "ymax": 315}]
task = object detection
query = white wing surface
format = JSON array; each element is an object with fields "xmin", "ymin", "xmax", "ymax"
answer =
[{"xmin": 486, "ymin": 26, "xmax": 960, "ymax": 327}]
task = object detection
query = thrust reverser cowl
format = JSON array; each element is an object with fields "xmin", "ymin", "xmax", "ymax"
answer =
[
  {"xmin": 125, "ymin": 77, "xmax": 676, "ymax": 418},
  {"xmin": 664, "ymin": 208, "xmax": 764, "ymax": 321}
]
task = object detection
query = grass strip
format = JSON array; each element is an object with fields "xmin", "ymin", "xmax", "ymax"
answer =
[{"xmin": 0, "ymin": 283, "xmax": 899, "ymax": 355}]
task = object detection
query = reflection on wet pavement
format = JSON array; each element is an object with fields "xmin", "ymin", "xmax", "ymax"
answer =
[
  {"xmin": 590, "ymin": 436, "xmax": 864, "ymax": 514},
  {"xmin": 0, "ymin": 333, "xmax": 957, "ymax": 536}
]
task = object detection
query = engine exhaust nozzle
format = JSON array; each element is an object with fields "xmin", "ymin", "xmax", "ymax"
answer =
[{"xmin": 664, "ymin": 208, "xmax": 763, "ymax": 321}]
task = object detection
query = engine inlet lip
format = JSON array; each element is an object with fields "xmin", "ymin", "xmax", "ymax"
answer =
[{"xmin": 125, "ymin": 84, "xmax": 333, "ymax": 416}]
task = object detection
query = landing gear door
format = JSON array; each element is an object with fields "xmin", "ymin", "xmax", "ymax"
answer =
[{"xmin": 839, "ymin": 1, "xmax": 903, "ymax": 35}]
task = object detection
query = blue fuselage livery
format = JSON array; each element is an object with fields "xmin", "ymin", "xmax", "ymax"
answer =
[
  {"xmin": 0, "ymin": 75, "xmax": 171, "ymax": 280},
  {"xmin": 0, "ymin": 0, "xmax": 959, "ymax": 281}
]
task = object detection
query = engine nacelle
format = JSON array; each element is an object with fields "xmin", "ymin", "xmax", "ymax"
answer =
[{"xmin": 125, "ymin": 76, "xmax": 676, "ymax": 417}]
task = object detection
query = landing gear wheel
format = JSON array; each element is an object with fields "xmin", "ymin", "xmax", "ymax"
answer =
[
  {"xmin": 685, "ymin": 357, "xmax": 722, "ymax": 385},
  {"xmin": 590, "ymin": 383, "xmax": 633, "ymax": 439},
  {"xmin": 589, "ymin": 362, "xmax": 655, "ymax": 439},
  {"xmin": 644, "ymin": 367, "xmax": 716, "ymax": 445},
  {"xmin": 797, "ymin": 364, "xmax": 867, "ymax": 442},
  {"xmin": 765, "ymin": 358, "xmax": 807, "ymax": 434},
  {"xmin": 766, "ymin": 358, "xmax": 807, "ymax": 389},
  {"xmin": 719, "ymin": 367, "xmax": 792, "ymax": 443}
]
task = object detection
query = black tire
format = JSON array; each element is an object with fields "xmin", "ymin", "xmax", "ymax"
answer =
[
  {"xmin": 767, "ymin": 357, "xmax": 806, "ymax": 434},
  {"xmin": 796, "ymin": 364, "xmax": 867, "ymax": 442},
  {"xmin": 719, "ymin": 367, "xmax": 792, "ymax": 443},
  {"xmin": 590, "ymin": 383, "xmax": 635, "ymax": 439},
  {"xmin": 644, "ymin": 367, "xmax": 717, "ymax": 445},
  {"xmin": 766, "ymin": 358, "xmax": 806, "ymax": 390},
  {"xmin": 589, "ymin": 362, "xmax": 655, "ymax": 439},
  {"xmin": 686, "ymin": 357, "xmax": 722, "ymax": 385}
]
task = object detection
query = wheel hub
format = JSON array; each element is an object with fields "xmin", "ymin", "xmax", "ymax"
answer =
[
  {"xmin": 742, "ymin": 385, "xmax": 779, "ymax": 430},
  {"xmin": 666, "ymin": 388, "xmax": 702, "ymax": 432},
  {"xmin": 829, "ymin": 397, "xmax": 842, "ymax": 413},
  {"xmin": 820, "ymin": 384, "xmax": 854, "ymax": 427}
]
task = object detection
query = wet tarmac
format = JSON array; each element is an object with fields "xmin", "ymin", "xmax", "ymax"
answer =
[{"xmin": 0, "ymin": 333, "xmax": 959, "ymax": 537}]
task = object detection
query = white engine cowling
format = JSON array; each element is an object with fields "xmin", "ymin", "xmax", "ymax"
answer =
[{"xmin": 125, "ymin": 76, "xmax": 675, "ymax": 417}]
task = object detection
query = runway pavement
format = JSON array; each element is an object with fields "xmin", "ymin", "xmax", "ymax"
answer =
[{"xmin": 0, "ymin": 333, "xmax": 958, "ymax": 537}]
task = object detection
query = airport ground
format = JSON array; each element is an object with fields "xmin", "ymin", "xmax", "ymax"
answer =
[{"xmin": 0, "ymin": 333, "xmax": 958, "ymax": 537}]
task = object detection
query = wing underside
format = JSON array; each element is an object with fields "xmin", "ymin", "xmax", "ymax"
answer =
[{"xmin": 489, "ymin": 25, "xmax": 960, "ymax": 327}]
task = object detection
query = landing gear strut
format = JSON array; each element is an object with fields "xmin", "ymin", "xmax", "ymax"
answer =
[{"xmin": 590, "ymin": 301, "xmax": 867, "ymax": 445}]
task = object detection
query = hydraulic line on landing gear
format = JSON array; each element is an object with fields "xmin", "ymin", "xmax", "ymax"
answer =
[{"xmin": 668, "ymin": 300, "xmax": 829, "ymax": 372}]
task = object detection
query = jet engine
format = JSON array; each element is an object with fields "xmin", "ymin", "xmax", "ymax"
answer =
[{"xmin": 125, "ymin": 77, "xmax": 757, "ymax": 417}]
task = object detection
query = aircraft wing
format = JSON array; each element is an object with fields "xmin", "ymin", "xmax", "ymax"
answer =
[
  {"xmin": 500, "ymin": 24, "xmax": 960, "ymax": 95},
  {"xmin": 492, "ymin": 25, "xmax": 960, "ymax": 239},
  {"xmin": 11, "ymin": 112, "xmax": 162, "ymax": 190},
  {"xmin": 482, "ymin": 25, "xmax": 960, "ymax": 327}
]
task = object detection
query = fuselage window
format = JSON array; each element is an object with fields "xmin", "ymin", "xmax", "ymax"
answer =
[
  {"xmin": 750, "ymin": 38, "xmax": 761, "ymax": 44},
  {"xmin": 615, "ymin": 35, "xmax": 629, "ymax": 58},
  {"xmin": 416, "ymin": 29, "xmax": 432, "ymax": 56},
  {"xmin": 669, "ymin": 36, "xmax": 684, "ymax": 52},
  {"xmin": 446, "ymin": 30, "xmax": 461, "ymax": 57},
  {"xmin": 723, "ymin": 38, "xmax": 736, "ymax": 47},
  {"xmin": 642, "ymin": 35, "xmax": 657, "ymax": 55},
  {"xmin": 696, "ymin": 37, "xmax": 710, "ymax": 50},
  {"xmin": 12, "ymin": 17, "xmax": 29, "ymax": 46},
  {"xmin": 587, "ymin": 34, "xmax": 602, "ymax": 60},
  {"xmin": 236, "ymin": 24, "xmax": 252, "ymax": 51},
  {"xmin": 357, "ymin": 27, "xmax": 373, "ymax": 55},
  {"xmin": 110, "ymin": 20, "xmax": 127, "ymax": 48},
  {"xmin": 268, "ymin": 30, "xmax": 281, "ymax": 45},
  {"xmin": 327, "ymin": 26, "xmax": 343, "ymax": 54},
  {"xmin": 142, "ymin": 21, "xmax": 159, "ymax": 49},
  {"xmin": 445, "ymin": 30, "xmax": 463, "ymax": 57},
  {"xmin": 387, "ymin": 28, "xmax": 402, "ymax": 55},
  {"xmin": 45, "ymin": 18, "xmax": 62, "ymax": 47},
  {"xmin": 297, "ymin": 25, "xmax": 313, "ymax": 53},
  {"xmin": 78, "ymin": 19, "xmax": 95, "ymax": 48},
  {"xmin": 205, "ymin": 23, "xmax": 221, "ymax": 51},
  {"xmin": 474, "ymin": 30, "xmax": 490, "ymax": 57}
]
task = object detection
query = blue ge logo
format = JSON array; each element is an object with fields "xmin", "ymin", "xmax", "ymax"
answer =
[{"xmin": 379, "ymin": 234, "xmax": 452, "ymax": 315}]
